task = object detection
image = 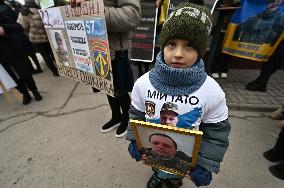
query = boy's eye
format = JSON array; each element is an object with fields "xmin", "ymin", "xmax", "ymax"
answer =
[
  {"xmin": 167, "ymin": 41, "xmax": 176, "ymax": 47},
  {"xmin": 186, "ymin": 43, "xmax": 193, "ymax": 48}
]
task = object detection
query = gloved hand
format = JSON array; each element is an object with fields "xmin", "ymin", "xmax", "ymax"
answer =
[
  {"xmin": 128, "ymin": 141, "xmax": 142, "ymax": 161},
  {"xmin": 188, "ymin": 165, "xmax": 212, "ymax": 187}
]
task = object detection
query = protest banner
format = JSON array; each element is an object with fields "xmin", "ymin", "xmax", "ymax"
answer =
[
  {"xmin": 222, "ymin": 0, "xmax": 284, "ymax": 62},
  {"xmin": 39, "ymin": 0, "xmax": 114, "ymax": 96},
  {"xmin": 131, "ymin": 0, "xmax": 158, "ymax": 62}
]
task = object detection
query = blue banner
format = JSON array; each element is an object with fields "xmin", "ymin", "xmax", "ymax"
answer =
[{"xmin": 223, "ymin": 0, "xmax": 284, "ymax": 61}]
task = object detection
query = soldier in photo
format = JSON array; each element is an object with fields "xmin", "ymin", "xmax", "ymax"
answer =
[
  {"xmin": 142, "ymin": 133, "xmax": 192, "ymax": 174},
  {"xmin": 233, "ymin": 0, "xmax": 284, "ymax": 45},
  {"xmin": 160, "ymin": 102, "xmax": 179, "ymax": 127}
]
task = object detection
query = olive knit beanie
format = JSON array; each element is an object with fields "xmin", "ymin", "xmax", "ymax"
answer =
[{"xmin": 160, "ymin": 2, "xmax": 213, "ymax": 57}]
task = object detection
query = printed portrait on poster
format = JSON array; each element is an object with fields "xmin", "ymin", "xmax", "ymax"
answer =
[
  {"xmin": 130, "ymin": 120, "xmax": 202, "ymax": 176},
  {"xmin": 49, "ymin": 30, "xmax": 70, "ymax": 66},
  {"xmin": 223, "ymin": 0, "xmax": 284, "ymax": 61},
  {"xmin": 232, "ymin": 0, "xmax": 284, "ymax": 45}
]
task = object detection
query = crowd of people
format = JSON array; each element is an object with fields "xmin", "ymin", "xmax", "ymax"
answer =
[
  {"xmin": 0, "ymin": 0, "xmax": 62, "ymax": 105},
  {"xmin": 0, "ymin": 0, "xmax": 43, "ymax": 105},
  {"xmin": 0, "ymin": 0, "xmax": 283, "ymax": 187}
]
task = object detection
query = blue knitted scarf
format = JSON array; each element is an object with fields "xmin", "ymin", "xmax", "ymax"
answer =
[{"xmin": 149, "ymin": 52, "xmax": 207, "ymax": 96}]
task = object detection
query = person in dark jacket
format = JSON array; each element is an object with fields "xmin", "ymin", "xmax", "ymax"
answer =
[
  {"xmin": 18, "ymin": 0, "xmax": 59, "ymax": 76},
  {"xmin": 1, "ymin": 0, "xmax": 42, "ymax": 74},
  {"xmin": 0, "ymin": 11, "xmax": 42, "ymax": 105},
  {"xmin": 0, "ymin": 0, "xmax": 18, "ymax": 21}
]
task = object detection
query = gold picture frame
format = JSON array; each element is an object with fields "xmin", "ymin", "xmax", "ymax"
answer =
[{"xmin": 130, "ymin": 119, "xmax": 203, "ymax": 177}]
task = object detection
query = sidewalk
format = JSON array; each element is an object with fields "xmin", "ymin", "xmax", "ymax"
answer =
[{"xmin": 216, "ymin": 69, "xmax": 284, "ymax": 111}]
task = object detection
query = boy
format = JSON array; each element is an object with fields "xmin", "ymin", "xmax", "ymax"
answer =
[{"xmin": 126, "ymin": 2, "xmax": 231, "ymax": 188}]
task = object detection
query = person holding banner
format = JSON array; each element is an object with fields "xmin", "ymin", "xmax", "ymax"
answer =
[
  {"xmin": 73, "ymin": 0, "xmax": 141, "ymax": 137},
  {"xmin": 127, "ymin": 2, "xmax": 230, "ymax": 187}
]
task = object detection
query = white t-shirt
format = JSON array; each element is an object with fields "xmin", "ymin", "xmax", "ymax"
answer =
[{"xmin": 131, "ymin": 72, "xmax": 228, "ymax": 130}]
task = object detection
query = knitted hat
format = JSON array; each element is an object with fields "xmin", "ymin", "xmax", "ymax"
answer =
[{"xmin": 160, "ymin": 2, "xmax": 213, "ymax": 57}]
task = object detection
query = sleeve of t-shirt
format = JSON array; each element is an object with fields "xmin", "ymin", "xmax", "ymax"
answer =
[
  {"xmin": 131, "ymin": 75, "xmax": 146, "ymax": 113},
  {"xmin": 202, "ymin": 82, "xmax": 228, "ymax": 123}
]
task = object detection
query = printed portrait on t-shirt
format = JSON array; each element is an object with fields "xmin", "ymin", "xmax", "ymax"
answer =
[
  {"xmin": 145, "ymin": 91, "xmax": 203, "ymax": 130},
  {"xmin": 131, "ymin": 73, "xmax": 228, "ymax": 131}
]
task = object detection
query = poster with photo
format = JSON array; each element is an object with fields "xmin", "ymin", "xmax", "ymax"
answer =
[
  {"xmin": 130, "ymin": 120, "xmax": 203, "ymax": 176},
  {"xmin": 40, "ymin": 0, "xmax": 114, "ymax": 96},
  {"xmin": 223, "ymin": 0, "xmax": 284, "ymax": 61}
]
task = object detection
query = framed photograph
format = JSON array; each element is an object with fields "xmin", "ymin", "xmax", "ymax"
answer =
[{"xmin": 130, "ymin": 120, "xmax": 203, "ymax": 177}]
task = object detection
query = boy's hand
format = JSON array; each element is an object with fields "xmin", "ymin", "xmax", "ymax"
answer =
[
  {"xmin": 128, "ymin": 141, "xmax": 142, "ymax": 161},
  {"xmin": 187, "ymin": 165, "xmax": 212, "ymax": 187}
]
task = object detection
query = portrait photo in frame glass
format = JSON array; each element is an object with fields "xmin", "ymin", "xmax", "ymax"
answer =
[{"xmin": 130, "ymin": 120, "xmax": 203, "ymax": 177}]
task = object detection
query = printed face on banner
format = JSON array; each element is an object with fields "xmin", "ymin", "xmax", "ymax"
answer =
[
  {"xmin": 65, "ymin": 20, "xmax": 93, "ymax": 73},
  {"xmin": 39, "ymin": 7, "xmax": 65, "ymax": 28},
  {"xmin": 49, "ymin": 30, "xmax": 70, "ymax": 66}
]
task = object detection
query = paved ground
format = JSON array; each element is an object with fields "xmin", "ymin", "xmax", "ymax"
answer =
[
  {"xmin": 216, "ymin": 69, "xmax": 284, "ymax": 111},
  {"xmin": 0, "ymin": 61, "xmax": 284, "ymax": 187}
]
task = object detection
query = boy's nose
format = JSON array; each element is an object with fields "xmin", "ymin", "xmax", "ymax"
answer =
[
  {"xmin": 173, "ymin": 47, "xmax": 183, "ymax": 58},
  {"xmin": 166, "ymin": 119, "xmax": 171, "ymax": 124}
]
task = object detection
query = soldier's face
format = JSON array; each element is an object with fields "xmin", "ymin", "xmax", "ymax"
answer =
[
  {"xmin": 163, "ymin": 39, "xmax": 198, "ymax": 69},
  {"xmin": 160, "ymin": 111, "xmax": 178, "ymax": 126},
  {"xmin": 150, "ymin": 135, "xmax": 176, "ymax": 157},
  {"xmin": 56, "ymin": 38, "xmax": 64, "ymax": 52}
]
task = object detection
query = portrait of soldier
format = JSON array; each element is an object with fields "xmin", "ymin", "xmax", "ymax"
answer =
[
  {"xmin": 160, "ymin": 102, "xmax": 179, "ymax": 126},
  {"xmin": 142, "ymin": 133, "xmax": 192, "ymax": 174},
  {"xmin": 233, "ymin": 0, "xmax": 284, "ymax": 45},
  {"xmin": 54, "ymin": 31, "xmax": 69, "ymax": 66}
]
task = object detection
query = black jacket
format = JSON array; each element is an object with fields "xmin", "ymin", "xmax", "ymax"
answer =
[{"xmin": 0, "ymin": 12, "xmax": 34, "ymax": 78}]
